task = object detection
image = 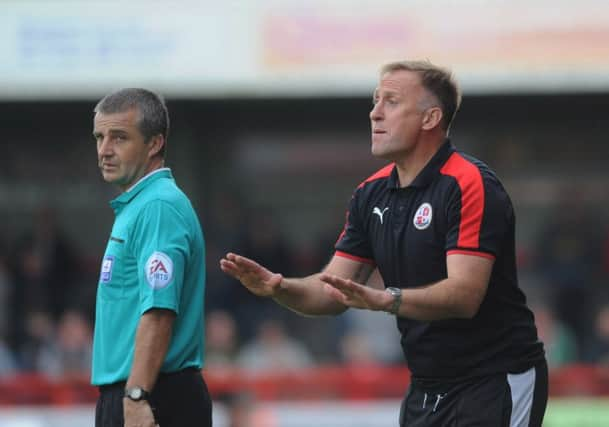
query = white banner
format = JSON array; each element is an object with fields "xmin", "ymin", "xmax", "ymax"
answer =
[{"xmin": 1, "ymin": 0, "xmax": 608, "ymax": 99}]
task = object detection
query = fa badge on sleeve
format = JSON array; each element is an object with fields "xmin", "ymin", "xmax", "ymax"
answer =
[{"xmin": 145, "ymin": 251, "xmax": 174, "ymax": 289}]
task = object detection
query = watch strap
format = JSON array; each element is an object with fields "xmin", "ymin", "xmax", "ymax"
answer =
[
  {"xmin": 124, "ymin": 386, "xmax": 151, "ymax": 402},
  {"xmin": 386, "ymin": 287, "xmax": 402, "ymax": 315}
]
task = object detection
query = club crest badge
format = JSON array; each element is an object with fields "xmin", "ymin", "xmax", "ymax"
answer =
[
  {"xmin": 145, "ymin": 251, "xmax": 174, "ymax": 289},
  {"xmin": 413, "ymin": 202, "xmax": 433, "ymax": 230},
  {"xmin": 100, "ymin": 255, "xmax": 114, "ymax": 283}
]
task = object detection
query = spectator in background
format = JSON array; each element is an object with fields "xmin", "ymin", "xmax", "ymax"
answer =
[
  {"xmin": 531, "ymin": 303, "xmax": 577, "ymax": 370},
  {"xmin": 205, "ymin": 310, "xmax": 240, "ymax": 370},
  {"xmin": 536, "ymin": 193, "xmax": 603, "ymax": 349},
  {"xmin": 0, "ymin": 240, "xmax": 16, "ymax": 374},
  {"xmin": 18, "ymin": 310, "xmax": 55, "ymax": 371},
  {"xmin": 204, "ymin": 192, "xmax": 248, "ymax": 314},
  {"xmin": 584, "ymin": 303, "xmax": 609, "ymax": 363},
  {"xmin": 0, "ymin": 338, "xmax": 17, "ymax": 378},
  {"xmin": 235, "ymin": 210, "xmax": 296, "ymax": 341},
  {"xmin": 237, "ymin": 320, "xmax": 314, "ymax": 372},
  {"xmin": 339, "ymin": 331, "xmax": 377, "ymax": 367},
  {"xmin": 9, "ymin": 206, "xmax": 81, "ymax": 350},
  {"xmin": 36, "ymin": 309, "xmax": 92, "ymax": 378},
  {"xmin": 222, "ymin": 60, "xmax": 548, "ymax": 427}
]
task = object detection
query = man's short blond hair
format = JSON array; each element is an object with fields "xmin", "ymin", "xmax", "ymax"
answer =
[{"xmin": 381, "ymin": 60, "xmax": 461, "ymax": 131}]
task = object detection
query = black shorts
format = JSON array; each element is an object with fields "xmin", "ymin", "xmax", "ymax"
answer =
[
  {"xmin": 96, "ymin": 368, "xmax": 212, "ymax": 427},
  {"xmin": 400, "ymin": 361, "xmax": 548, "ymax": 427}
]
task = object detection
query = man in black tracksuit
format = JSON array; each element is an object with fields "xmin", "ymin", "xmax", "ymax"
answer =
[{"xmin": 221, "ymin": 60, "xmax": 547, "ymax": 426}]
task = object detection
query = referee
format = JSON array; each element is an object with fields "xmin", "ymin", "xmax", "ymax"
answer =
[
  {"xmin": 221, "ymin": 60, "xmax": 547, "ymax": 426},
  {"xmin": 91, "ymin": 89, "xmax": 211, "ymax": 427}
]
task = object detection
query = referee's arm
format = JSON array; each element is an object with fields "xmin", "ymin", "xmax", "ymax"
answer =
[{"xmin": 126, "ymin": 308, "xmax": 175, "ymax": 391}]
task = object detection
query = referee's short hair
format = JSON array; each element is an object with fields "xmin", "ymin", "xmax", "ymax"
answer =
[
  {"xmin": 94, "ymin": 88, "xmax": 170, "ymax": 157},
  {"xmin": 380, "ymin": 60, "xmax": 461, "ymax": 132}
]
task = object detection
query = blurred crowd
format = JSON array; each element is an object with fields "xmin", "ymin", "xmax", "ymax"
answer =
[
  {"xmin": 0, "ymin": 207, "xmax": 93, "ymax": 379},
  {"xmin": 1, "ymin": 191, "xmax": 609, "ymax": 380}
]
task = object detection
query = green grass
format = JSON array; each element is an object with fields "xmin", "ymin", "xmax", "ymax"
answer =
[{"xmin": 544, "ymin": 398, "xmax": 609, "ymax": 427}]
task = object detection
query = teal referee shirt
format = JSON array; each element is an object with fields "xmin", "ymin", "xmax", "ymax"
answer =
[{"xmin": 92, "ymin": 168, "xmax": 206, "ymax": 386}]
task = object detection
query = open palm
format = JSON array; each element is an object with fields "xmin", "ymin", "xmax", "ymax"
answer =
[{"xmin": 220, "ymin": 252, "xmax": 283, "ymax": 297}]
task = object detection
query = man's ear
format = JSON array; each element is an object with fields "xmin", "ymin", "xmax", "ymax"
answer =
[
  {"xmin": 147, "ymin": 135, "xmax": 165, "ymax": 157},
  {"xmin": 421, "ymin": 107, "xmax": 443, "ymax": 131}
]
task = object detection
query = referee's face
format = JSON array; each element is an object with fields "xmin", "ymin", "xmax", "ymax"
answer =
[
  {"xmin": 370, "ymin": 70, "xmax": 428, "ymax": 162},
  {"xmin": 93, "ymin": 108, "xmax": 157, "ymax": 192}
]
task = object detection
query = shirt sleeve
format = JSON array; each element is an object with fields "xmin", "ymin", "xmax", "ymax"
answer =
[
  {"xmin": 131, "ymin": 199, "xmax": 191, "ymax": 314},
  {"xmin": 445, "ymin": 171, "xmax": 511, "ymax": 260},
  {"xmin": 334, "ymin": 190, "xmax": 375, "ymax": 265}
]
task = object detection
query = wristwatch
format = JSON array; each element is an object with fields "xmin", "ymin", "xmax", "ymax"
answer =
[
  {"xmin": 124, "ymin": 386, "xmax": 150, "ymax": 402},
  {"xmin": 386, "ymin": 287, "xmax": 402, "ymax": 315}
]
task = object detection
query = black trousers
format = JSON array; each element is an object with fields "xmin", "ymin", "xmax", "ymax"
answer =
[
  {"xmin": 400, "ymin": 361, "xmax": 548, "ymax": 427},
  {"xmin": 96, "ymin": 368, "xmax": 212, "ymax": 427}
]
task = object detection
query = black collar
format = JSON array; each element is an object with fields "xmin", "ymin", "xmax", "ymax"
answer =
[{"xmin": 387, "ymin": 139, "xmax": 456, "ymax": 190}]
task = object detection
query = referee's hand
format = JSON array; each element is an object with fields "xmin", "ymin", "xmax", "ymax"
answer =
[
  {"xmin": 123, "ymin": 398, "xmax": 158, "ymax": 427},
  {"xmin": 220, "ymin": 252, "xmax": 283, "ymax": 297}
]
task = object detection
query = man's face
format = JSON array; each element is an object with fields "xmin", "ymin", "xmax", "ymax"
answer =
[
  {"xmin": 93, "ymin": 108, "xmax": 153, "ymax": 192},
  {"xmin": 369, "ymin": 70, "xmax": 429, "ymax": 161}
]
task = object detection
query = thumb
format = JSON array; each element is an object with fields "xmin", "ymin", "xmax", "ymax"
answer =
[{"xmin": 272, "ymin": 273, "xmax": 284, "ymax": 284}]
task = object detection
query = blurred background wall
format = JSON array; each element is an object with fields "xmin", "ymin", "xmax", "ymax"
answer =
[{"xmin": 1, "ymin": 0, "xmax": 609, "ymax": 425}]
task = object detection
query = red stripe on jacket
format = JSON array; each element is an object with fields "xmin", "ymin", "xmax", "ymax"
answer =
[
  {"xmin": 440, "ymin": 153, "xmax": 485, "ymax": 249},
  {"xmin": 335, "ymin": 251, "xmax": 375, "ymax": 265},
  {"xmin": 357, "ymin": 163, "xmax": 394, "ymax": 189}
]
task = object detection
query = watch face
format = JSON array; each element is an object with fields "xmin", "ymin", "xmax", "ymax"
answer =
[{"xmin": 126, "ymin": 387, "xmax": 145, "ymax": 400}]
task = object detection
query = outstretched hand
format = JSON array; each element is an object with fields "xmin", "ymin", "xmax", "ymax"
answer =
[
  {"xmin": 220, "ymin": 252, "xmax": 283, "ymax": 298},
  {"xmin": 320, "ymin": 273, "xmax": 391, "ymax": 312}
]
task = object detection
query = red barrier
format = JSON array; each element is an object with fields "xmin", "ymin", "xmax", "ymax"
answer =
[
  {"xmin": 547, "ymin": 364, "xmax": 609, "ymax": 396},
  {"xmin": 0, "ymin": 364, "xmax": 608, "ymax": 406},
  {"xmin": 204, "ymin": 365, "xmax": 411, "ymax": 401}
]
